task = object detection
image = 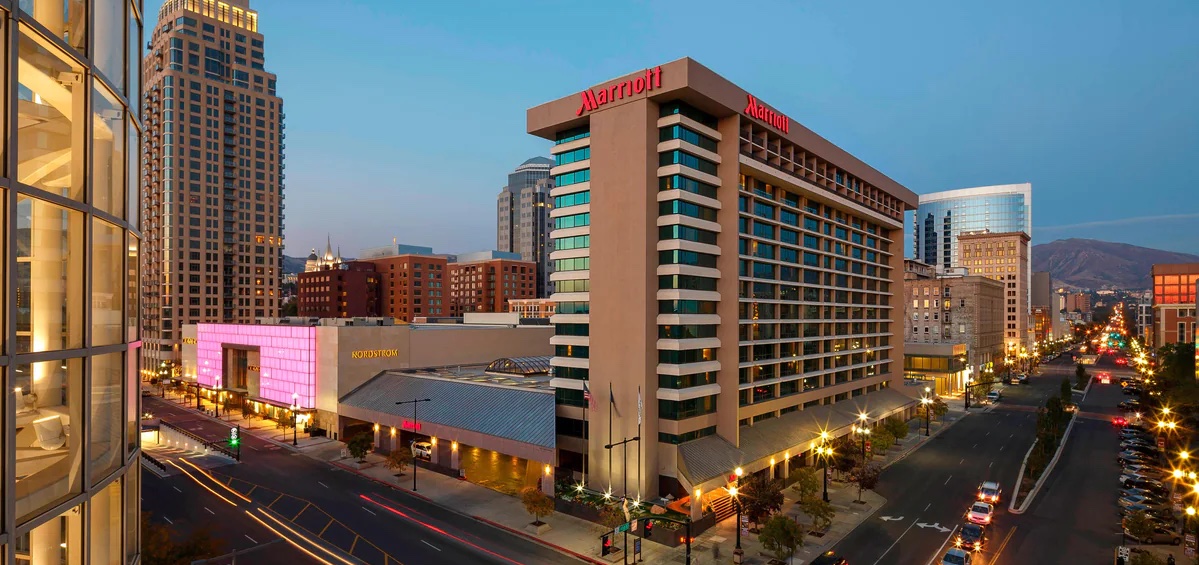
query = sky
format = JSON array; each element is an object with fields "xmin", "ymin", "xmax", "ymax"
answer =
[{"xmin": 151, "ymin": 0, "xmax": 1199, "ymax": 256}]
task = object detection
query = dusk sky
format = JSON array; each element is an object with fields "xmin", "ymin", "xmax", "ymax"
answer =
[{"xmin": 151, "ymin": 0, "xmax": 1199, "ymax": 257}]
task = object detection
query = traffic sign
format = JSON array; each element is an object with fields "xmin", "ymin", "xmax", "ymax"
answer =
[
  {"xmin": 634, "ymin": 538, "xmax": 641, "ymax": 553},
  {"xmin": 865, "ymin": 441, "xmax": 872, "ymax": 453},
  {"xmin": 617, "ymin": 522, "xmax": 630, "ymax": 533}
]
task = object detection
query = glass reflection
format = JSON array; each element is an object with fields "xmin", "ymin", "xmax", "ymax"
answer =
[
  {"xmin": 90, "ymin": 352, "xmax": 123, "ymax": 485},
  {"xmin": 92, "ymin": 219, "xmax": 124, "ymax": 345},
  {"xmin": 13, "ymin": 501, "xmax": 83, "ymax": 564},
  {"xmin": 18, "ymin": 0, "xmax": 87, "ymax": 53},
  {"xmin": 89, "ymin": 479, "xmax": 122, "ymax": 563},
  {"xmin": 16, "ymin": 195, "xmax": 85, "ymax": 353},
  {"xmin": 12, "ymin": 358, "xmax": 84, "ymax": 522},
  {"xmin": 17, "ymin": 28, "xmax": 85, "ymax": 201},
  {"xmin": 92, "ymin": 84, "xmax": 126, "ymax": 218}
]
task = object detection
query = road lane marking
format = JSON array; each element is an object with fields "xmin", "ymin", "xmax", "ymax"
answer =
[
  {"xmin": 924, "ymin": 503, "xmax": 931, "ymax": 511},
  {"xmin": 362, "ymin": 506, "xmax": 376, "ymax": 515},
  {"xmin": 991, "ymin": 525, "xmax": 1019, "ymax": 562},
  {"xmin": 944, "ymin": 475, "xmax": 953, "ymax": 485},
  {"xmin": 163, "ymin": 517, "xmax": 174, "ymax": 525},
  {"xmin": 926, "ymin": 524, "xmax": 960, "ymax": 565},
  {"xmin": 872, "ymin": 517, "xmax": 922, "ymax": 564},
  {"xmin": 1000, "ymin": 445, "xmax": 1005, "ymax": 451},
  {"xmin": 1009, "ymin": 434, "xmax": 1014, "ymax": 439},
  {"xmin": 204, "ymin": 507, "xmax": 215, "ymax": 515},
  {"xmin": 989, "ymin": 461, "xmax": 994, "ymax": 468},
  {"xmin": 421, "ymin": 540, "xmax": 442, "ymax": 552},
  {"xmin": 318, "ymin": 481, "xmax": 329, "ymax": 489},
  {"xmin": 244, "ymin": 534, "xmax": 258, "ymax": 544},
  {"xmin": 986, "ymin": 431, "xmax": 990, "ymax": 436},
  {"xmin": 972, "ymin": 443, "xmax": 977, "ymax": 449},
  {"xmin": 173, "ymin": 486, "xmax": 182, "ymax": 493},
  {"xmin": 960, "ymin": 458, "xmax": 965, "ymax": 465}
]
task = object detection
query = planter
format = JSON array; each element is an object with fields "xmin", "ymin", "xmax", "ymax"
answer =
[{"xmin": 524, "ymin": 521, "xmax": 552, "ymax": 535}]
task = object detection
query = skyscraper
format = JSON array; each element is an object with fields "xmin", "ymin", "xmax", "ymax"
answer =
[
  {"xmin": 497, "ymin": 157, "xmax": 554, "ymax": 297},
  {"xmin": 529, "ymin": 58, "xmax": 918, "ymax": 499},
  {"xmin": 142, "ymin": 0, "xmax": 285, "ymax": 370},
  {"xmin": 910, "ymin": 184, "xmax": 1031, "ymax": 270},
  {"xmin": 5, "ymin": 1, "xmax": 143, "ymax": 561}
]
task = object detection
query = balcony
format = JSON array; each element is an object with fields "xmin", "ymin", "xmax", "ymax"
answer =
[
  {"xmin": 224, "ymin": 114, "xmax": 236, "ymax": 124},
  {"xmin": 224, "ymin": 189, "xmax": 236, "ymax": 199},
  {"xmin": 224, "ymin": 126, "xmax": 237, "ymax": 135},
  {"xmin": 224, "ymin": 204, "xmax": 235, "ymax": 211},
  {"xmin": 224, "ymin": 226, "xmax": 234, "ymax": 233},
  {"xmin": 223, "ymin": 170, "xmax": 236, "ymax": 178},
  {"xmin": 224, "ymin": 147, "xmax": 237, "ymax": 156}
]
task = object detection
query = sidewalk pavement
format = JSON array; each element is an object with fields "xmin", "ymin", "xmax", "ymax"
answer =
[
  {"xmin": 149, "ymin": 384, "xmax": 969, "ymax": 564},
  {"xmin": 144, "ymin": 386, "xmax": 339, "ymax": 451}
]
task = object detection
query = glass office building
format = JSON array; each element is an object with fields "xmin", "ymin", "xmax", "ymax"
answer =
[
  {"xmin": 2, "ymin": 1, "xmax": 143, "ymax": 563},
  {"xmin": 908, "ymin": 184, "xmax": 1031, "ymax": 269}
]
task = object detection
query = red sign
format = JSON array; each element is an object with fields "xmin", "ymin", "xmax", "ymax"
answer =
[
  {"xmin": 401, "ymin": 420, "xmax": 422, "ymax": 432},
  {"xmin": 576, "ymin": 66, "xmax": 663, "ymax": 116},
  {"xmin": 744, "ymin": 95, "xmax": 790, "ymax": 134},
  {"xmin": 865, "ymin": 441, "xmax": 872, "ymax": 453}
]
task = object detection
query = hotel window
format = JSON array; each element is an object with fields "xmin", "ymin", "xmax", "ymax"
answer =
[
  {"xmin": 659, "ymin": 124, "xmax": 718, "ymax": 152},
  {"xmin": 658, "ymin": 150, "xmax": 717, "ymax": 176}
]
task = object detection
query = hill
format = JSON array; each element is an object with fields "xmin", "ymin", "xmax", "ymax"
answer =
[
  {"xmin": 1032, "ymin": 238, "xmax": 1199, "ymax": 290},
  {"xmin": 282, "ymin": 255, "xmax": 307, "ymax": 274}
]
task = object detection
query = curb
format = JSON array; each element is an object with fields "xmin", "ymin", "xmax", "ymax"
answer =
[
  {"xmin": 1009, "ymin": 413, "xmax": 1079, "ymax": 514},
  {"xmin": 148, "ymin": 395, "xmax": 323, "ymax": 453},
  {"xmin": 882, "ymin": 411, "xmax": 970, "ymax": 471},
  {"xmin": 327, "ymin": 460, "xmax": 435, "ymax": 503},
  {"xmin": 1071, "ymin": 372, "xmax": 1094, "ymax": 401},
  {"xmin": 472, "ymin": 515, "xmax": 606, "ymax": 565}
]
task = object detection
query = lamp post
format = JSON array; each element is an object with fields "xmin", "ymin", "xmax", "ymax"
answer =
[
  {"xmin": 289, "ymin": 393, "xmax": 299, "ymax": 446},
  {"xmin": 814, "ymin": 431, "xmax": 832, "ymax": 503},
  {"xmin": 964, "ymin": 375, "xmax": 973, "ymax": 410},
  {"xmin": 921, "ymin": 395, "xmax": 932, "ymax": 436},
  {"xmin": 852, "ymin": 420, "xmax": 871, "ymax": 504},
  {"xmin": 729, "ymin": 485, "xmax": 743, "ymax": 559},
  {"xmin": 395, "ymin": 397, "xmax": 432, "ymax": 491}
]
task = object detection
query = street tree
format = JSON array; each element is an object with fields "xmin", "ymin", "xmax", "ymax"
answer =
[
  {"xmin": 1060, "ymin": 378, "xmax": 1073, "ymax": 405},
  {"xmin": 931, "ymin": 398, "xmax": 949, "ymax": 421},
  {"xmin": 1075, "ymin": 363, "xmax": 1089, "ymax": 389},
  {"xmin": 346, "ymin": 432, "xmax": 373, "ymax": 462},
  {"xmin": 385, "ymin": 448, "xmax": 412, "ymax": 477},
  {"xmin": 1129, "ymin": 551, "xmax": 1167, "ymax": 565},
  {"xmin": 598, "ymin": 504, "xmax": 625, "ymax": 530},
  {"xmin": 520, "ymin": 487, "xmax": 555, "ymax": 526},
  {"xmin": 850, "ymin": 463, "xmax": 882, "ymax": 503},
  {"xmin": 882, "ymin": 416, "xmax": 909, "ymax": 440},
  {"xmin": 871, "ymin": 429, "xmax": 895, "ymax": 455},
  {"xmin": 740, "ymin": 474, "xmax": 785, "ymax": 527},
  {"xmin": 758, "ymin": 514, "xmax": 804, "ymax": 564},
  {"xmin": 799, "ymin": 498, "xmax": 835, "ymax": 533},
  {"xmin": 1123, "ymin": 510, "xmax": 1157, "ymax": 542},
  {"xmin": 790, "ymin": 467, "xmax": 821, "ymax": 503}
]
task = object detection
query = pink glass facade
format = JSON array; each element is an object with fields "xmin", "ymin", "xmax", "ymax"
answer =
[{"xmin": 195, "ymin": 324, "xmax": 317, "ymax": 408}]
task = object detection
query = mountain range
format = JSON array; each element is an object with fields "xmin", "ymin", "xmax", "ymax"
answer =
[{"xmin": 1032, "ymin": 238, "xmax": 1199, "ymax": 290}]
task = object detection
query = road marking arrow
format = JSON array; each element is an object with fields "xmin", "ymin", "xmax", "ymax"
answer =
[
  {"xmin": 880, "ymin": 516, "xmax": 904, "ymax": 522},
  {"xmin": 917, "ymin": 522, "xmax": 934, "ymax": 529}
]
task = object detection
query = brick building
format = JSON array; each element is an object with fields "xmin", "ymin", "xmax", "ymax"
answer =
[
  {"xmin": 1152, "ymin": 263, "xmax": 1199, "ymax": 347},
  {"xmin": 958, "ymin": 230, "xmax": 1031, "ymax": 349},
  {"xmin": 297, "ymin": 261, "xmax": 379, "ymax": 318},
  {"xmin": 449, "ymin": 251, "xmax": 537, "ymax": 316},
  {"xmin": 904, "ymin": 265, "xmax": 1005, "ymax": 379}
]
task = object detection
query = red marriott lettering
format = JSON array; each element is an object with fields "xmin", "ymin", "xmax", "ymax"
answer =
[
  {"xmin": 576, "ymin": 66, "xmax": 663, "ymax": 116},
  {"xmin": 744, "ymin": 95, "xmax": 789, "ymax": 134}
]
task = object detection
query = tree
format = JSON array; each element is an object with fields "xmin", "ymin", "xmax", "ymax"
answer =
[
  {"xmin": 1123, "ymin": 510, "xmax": 1157, "ymax": 543},
  {"xmin": 385, "ymin": 448, "xmax": 412, "ymax": 476},
  {"xmin": 1075, "ymin": 363, "xmax": 1089, "ymax": 389},
  {"xmin": 871, "ymin": 429, "xmax": 895, "ymax": 455},
  {"xmin": 851, "ymin": 463, "xmax": 882, "ymax": 503},
  {"xmin": 931, "ymin": 398, "xmax": 949, "ymax": 421},
  {"xmin": 598, "ymin": 504, "xmax": 625, "ymax": 530},
  {"xmin": 1129, "ymin": 551, "xmax": 1167, "ymax": 565},
  {"xmin": 520, "ymin": 487, "xmax": 555, "ymax": 526},
  {"xmin": 790, "ymin": 467, "xmax": 821, "ymax": 503},
  {"xmin": 281, "ymin": 297, "xmax": 298, "ymax": 317},
  {"xmin": 142, "ymin": 512, "xmax": 227, "ymax": 565},
  {"xmin": 882, "ymin": 416, "xmax": 909, "ymax": 441},
  {"xmin": 799, "ymin": 498, "xmax": 835, "ymax": 532},
  {"xmin": 346, "ymin": 432, "xmax": 373, "ymax": 462},
  {"xmin": 1060, "ymin": 377, "xmax": 1073, "ymax": 404},
  {"xmin": 740, "ymin": 474, "xmax": 785, "ymax": 527},
  {"xmin": 758, "ymin": 514, "xmax": 804, "ymax": 564}
]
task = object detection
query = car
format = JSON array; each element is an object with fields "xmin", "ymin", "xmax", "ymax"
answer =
[
  {"xmin": 1122, "ymin": 487, "xmax": 1170, "ymax": 501},
  {"xmin": 1121, "ymin": 435, "xmax": 1155, "ymax": 445},
  {"xmin": 955, "ymin": 523, "xmax": 986, "ymax": 552},
  {"xmin": 1122, "ymin": 477, "xmax": 1168, "ymax": 493},
  {"xmin": 966, "ymin": 502, "xmax": 993, "ymax": 525},
  {"xmin": 411, "ymin": 440, "xmax": 433, "ymax": 459},
  {"xmin": 1116, "ymin": 358, "xmax": 1129, "ymax": 366},
  {"xmin": 1118, "ymin": 400, "xmax": 1142, "ymax": 411},
  {"xmin": 977, "ymin": 481, "xmax": 1002, "ymax": 503},
  {"xmin": 1119, "ymin": 494, "xmax": 1168, "ymax": 509},
  {"xmin": 942, "ymin": 547, "xmax": 973, "ymax": 565},
  {"xmin": 1121, "ymin": 445, "xmax": 1161, "ymax": 458},
  {"xmin": 810, "ymin": 550, "xmax": 849, "ymax": 565},
  {"xmin": 1124, "ymin": 524, "xmax": 1183, "ymax": 545},
  {"xmin": 1123, "ymin": 423, "xmax": 1151, "ymax": 433},
  {"xmin": 1119, "ymin": 451, "xmax": 1154, "ymax": 465},
  {"xmin": 986, "ymin": 390, "xmax": 1001, "ymax": 403},
  {"xmin": 1113, "ymin": 416, "xmax": 1129, "ymax": 426},
  {"xmin": 1016, "ymin": 374, "xmax": 1029, "ymax": 385},
  {"xmin": 1122, "ymin": 464, "xmax": 1168, "ymax": 479},
  {"xmin": 1120, "ymin": 504, "xmax": 1174, "ymax": 522},
  {"xmin": 1124, "ymin": 387, "xmax": 1143, "ymax": 396}
]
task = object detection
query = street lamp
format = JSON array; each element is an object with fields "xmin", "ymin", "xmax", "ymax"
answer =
[
  {"xmin": 729, "ymin": 485, "xmax": 743, "ymax": 557},
  {"xmin": 815, "ymin": 443, "xmax": 833, "ymax": 503},
  {"xmin": 289, "ymin": 393, "xmax": 299, "ymax": 446},
  {"xmin": 395, "ymin": 397, "xmax": 433, "ymax": 491},
  {"xmin": 964, "ymin": 375, "xmax": 973, "ymax": 410},
  {"xmin": 920, "ymin": 396, "xmax": 933, "ymax": 436},
  {"xmin": 852, "ymin": 422, "xmax": 871, "ymax": 504}
]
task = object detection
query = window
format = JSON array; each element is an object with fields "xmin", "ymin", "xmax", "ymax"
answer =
[
  {"xmin": 659, "ymin": 199, "xmax": 718, "ymax": 222},
  {"xmin": 659, "ymin": 174, "xmax": 718, "ymax": 199},
  {"xmin": 659, "ymin": 101, "xmax": 718, "ymax": 128},
  {"xmin": 554, "ymin": 169, "xmax": 590, "ymax": 186},
  {"xmin": 555, "ymin": 126, "xmax": 590, "ymax": 145},
  {"xmin": 659, "ymin": 124, "xmax": 718, "ymax": 152},
  {"xmin": 659, "ymin": 224, "xmax": 718, "ymax": 245},
  {"xmin": 660, "ymin": 249, "xmax": 718, "ymax": 268},
  {"xmin": 659, "ymin": 395, "xmax": 718, "ymax": 420},
  {"xmin": 553, "ymin": 191, "xmax": 590, "ymax": 208},
  {"xmin": 554, "ymin": 212, "xmax": 590, "ymax": 229},
  {"xmin": 554, "ymin": 146, "xmax": 590, "ymax": 166},
  {"xmin": 659, "ymin": 150, "xmax": 718, "ymax": 175}
]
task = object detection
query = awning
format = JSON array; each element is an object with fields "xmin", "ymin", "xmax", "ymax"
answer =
[{"xmin": 677, "ymin": 387, "xmax": 915, "ymax": 490}]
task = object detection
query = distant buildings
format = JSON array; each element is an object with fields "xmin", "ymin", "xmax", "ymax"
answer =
[
  {"xmin": 1065, "ymin": 292, "xmax": 1092, "ymax": 314},
  {"xmin": 910, "ymin": 184, "xmax": 1032, "ymax": 271},
  {"xmin": 1151, "ymin": 263, "xmax": 1199, "ymax": 347},
  {"xmin": 297, "ymin": 243, "xmax": 534, "ymax": 321},
  {"xmin": 507, "ymin": 298, "xmax": 557, "ymax": 318},
  {"xmin": 959, "ymin": 231, "xmax": 1032, "ymax": 349},
  {"xmin": 1136, "ymin": 291, "xmax": 1153, "ymax": 344},
  {"xmin": 497, "ymin": 157, "xmax": 555, "ymax": 297}
]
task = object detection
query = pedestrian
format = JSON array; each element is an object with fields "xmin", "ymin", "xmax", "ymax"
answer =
[
  {"xmin": 712, "ymin": 542, "xmax": 720, "ymax": 560},
  {"xmin": 1167, "ymin": 555, "xmax": 1175, "ymax": 565}
]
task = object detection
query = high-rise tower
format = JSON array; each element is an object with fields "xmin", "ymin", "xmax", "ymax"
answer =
[
  {"xmin": 497, "ymin": 157, "xmax": 554, "ymax": 297},
  {"xmin": 4, "ymin": 0, "xmax": 144, "ymax": 561},
  {"xmin": 142, "ymin": 0, "xmax": 285, "ymax": 370}
]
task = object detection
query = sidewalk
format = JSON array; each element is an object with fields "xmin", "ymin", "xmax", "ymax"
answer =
[
  {"xmin": 149, "ymin": 384, "xmax": 969, "ymax": 564},
  {"xmin": 144, "ymin": 386, "xmax": 339, "ymax": 452}
]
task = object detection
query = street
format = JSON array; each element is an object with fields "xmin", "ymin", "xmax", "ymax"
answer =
[
  {"xmin": 830, "ymin": 352, "xmax": 1079, "ymax": 565},
  {"xmin": 144, "ymin": 395, "xmax": 581, "ymax": 565}
]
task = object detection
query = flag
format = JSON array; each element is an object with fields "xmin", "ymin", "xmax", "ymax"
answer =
[
  {"xmin": 637, "ymin": 387, "xmax": 643, "ymax": 426},
  {"xmin": 583, "ymin": 382, "xmax": 596, "ymax": 409},
  {"xmin": 610, "ymin": 387, "xmax": 620, "ymax": 416}
]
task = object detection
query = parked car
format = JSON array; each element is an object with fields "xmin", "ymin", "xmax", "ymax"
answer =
[
  {"xmin": 1118, "ymin": 400, "xmax": 1143, "ymax": 411},
  {"xmin": 986, "ymin": 390, "xmax": 1001, "ymax": 403},
  {"xmin": 1119, "ymin": 451, "xmax": 1154, "ymax": 465},
  {"xmin": 1016, "ymin": 374, "xmax": 1030, "ymax": 385},
  {"xmin": 1113, "ymin": 416, "xmax": 1129, "ymax": 426},
  {"xmin": 411, "ymin": 440, "xmax": 433, "ymax": 459},
  {"xmin": 1121, "ymin": 444, "xmax": 1161, "ymax": 457},
  {"xmin": 956, "ymin": 523, "xmax": 986, "ymax": 551},
  {"xmin": 1122, "ymin": 465, "xmax": 1168, "ymax": 479},
  {"xmin": 1122, "ymin": 477, "xmax": 1168, "ymax": 494},
  {"xmin": 810, "ymin": 551, "xmax": 849, "ymax": 565},
  {"xmin": 1124, "ymin": 524, "xmax": 1182, "ymax": 545},
  {"xmin": 1122, "ymin": 487, "xmax": 1170, "ymax": 501},
  {"xmin": 966, "ymin": 502, "xmax": 993, "ymax": 525},
  {"xmin": 942, "ymin": 547, "xmax": 973, "ymax": 565},
  {"xmin": 1120, "ymin": 505, "xmax": 1174, "ymax": 522},
  {"xmin": 1119, "ymin": 494, "xmax": 1168, "ymax": 509}
]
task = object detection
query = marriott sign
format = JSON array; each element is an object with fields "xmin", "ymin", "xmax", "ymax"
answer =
[{"xmin": 576, "ymin": 66, "xmax": 663, "ymax": 116}]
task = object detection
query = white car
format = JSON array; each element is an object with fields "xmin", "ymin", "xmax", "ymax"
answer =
[
  {"xmin": 411, "ymin": 440, "xmax": 433, "ymax": 459},
  {"xmin": 942, "ymin": 547, "xmax": 973, "ymax": 565},
  {"xmin": 966, "ymin": 502, "xmax": 993, "ymax": 525},
  {"xmin": 977, "ymin": 481, "xmax": 1002, "ymax": 503},
  {"xmin": 986, "ymin": 390, "xmax": 1000, "ymax": 403}
]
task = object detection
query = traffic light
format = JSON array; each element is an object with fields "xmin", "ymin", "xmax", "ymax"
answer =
[
  {"xmin": 601, "ymin": 533, "xmax": 612, "ymax": 556},
  {"xmin": 229, "ymin": 426, "xmax": 240, "ymax": 448},
  {"xmin": 644, "ymin": 520, "xmax": 653, "ymax": 538}
]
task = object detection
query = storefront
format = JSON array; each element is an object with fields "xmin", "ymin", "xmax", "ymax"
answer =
[{"xmin": 903, "ymin": 343, "xmax": 969, "ymax": 396}]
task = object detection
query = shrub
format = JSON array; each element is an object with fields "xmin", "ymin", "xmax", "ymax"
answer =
[
  {"xmin": 882, "ymin": 416, "xmax": 909, "ymax": 440},
  {"xmin": 520, "ymin": 487, "xmax": 555, "ymax": 525},
  {"xmin": 346, "ymin": 432, "xmax": 373, "ymax": 462},
  {"xmin": 758, "ymin": 514, "xmax": 804, "ymax": 562}
]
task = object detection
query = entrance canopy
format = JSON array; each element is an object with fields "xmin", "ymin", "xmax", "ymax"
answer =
[{"xmin": 339, "ymin": 370, "xmax": 556, "ymax": 463}]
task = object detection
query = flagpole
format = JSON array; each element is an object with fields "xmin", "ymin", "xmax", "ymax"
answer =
[
  {"xmin": 608, "ymin": 382, "xmax": 613, "ymax": 493},
  {"xmin": 637, "ymin": 385, "xmax": 642, "ymax": 500},
  {"xmin": 582, "ymin": 385, "xmax": 587, "ymax": 489}
]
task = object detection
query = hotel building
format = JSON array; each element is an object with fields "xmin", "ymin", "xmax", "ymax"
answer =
[
  {"xmin": 141, "ymin": 0, "xmax": 285, "ymax": 370},
  {"xmin": 1152, "ymin": 263, "xmax": 1199, "ymax": 347},
  {"xmin": 3, "ymin": 0, "xmax": 144, "ymax": 561},
  {"xmin": 528, "ymin": 58, "xmax": 918, "ymax": 499},
  {"xmin": 959, "ymin": 230, "xmax": 1031, "ymax": 350}
]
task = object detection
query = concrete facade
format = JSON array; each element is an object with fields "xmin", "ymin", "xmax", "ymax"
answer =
[
  {"xmin": 903, "ymin": 273, "xmax": 1005, "ymax": 379},
  {"xmin": 958, "ymin": 231, "xmax": 1031, "ymax": 350}
]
